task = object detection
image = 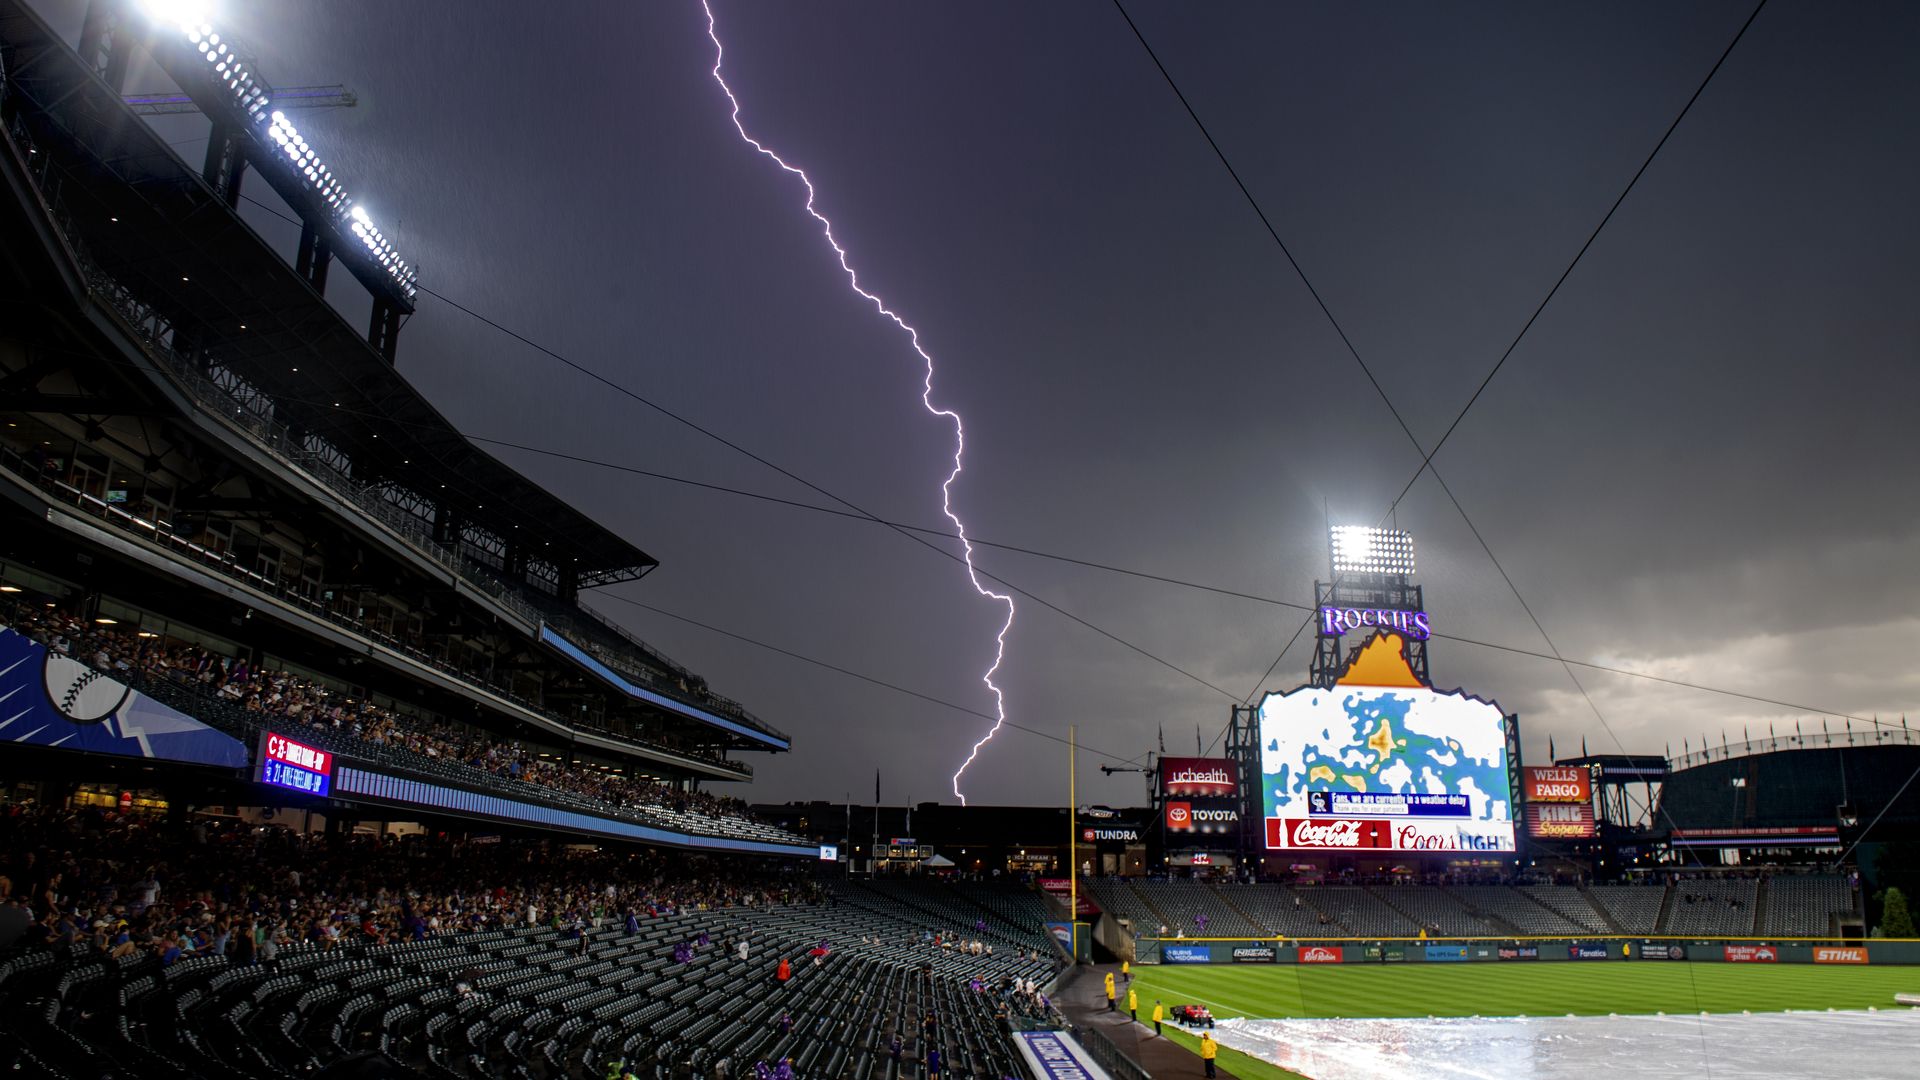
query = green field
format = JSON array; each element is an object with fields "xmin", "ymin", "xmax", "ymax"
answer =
[{"xmin": 1127, "ymin": 963, "xmax": 1920, "ymax": 1080}]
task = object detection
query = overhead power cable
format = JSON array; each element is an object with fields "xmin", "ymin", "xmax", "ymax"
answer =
[
  {"xmin": 1113, "ymin": 0, "xmax": 1770, "ymax": 750},
  {"xmin": 593, "ymin": 592, "xmax": 1152, "ymax": 763},
  {"xmin": 64, "ymin": 344, "xmax": 1893, "ymax": 735},
  {"xmin": 227, "ymin": 189, "xmax": 1243, "ymax": 707}
]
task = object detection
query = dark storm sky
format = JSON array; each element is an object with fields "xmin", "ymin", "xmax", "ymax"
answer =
[{"xmin": 50, "ymin": 1, "xmax": 1920, "ymax": 807}]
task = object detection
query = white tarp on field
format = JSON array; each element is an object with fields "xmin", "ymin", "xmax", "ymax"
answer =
[{"xmin": 1213, "ymin": 1009, "xmax": 1920, "ymax": 1080}]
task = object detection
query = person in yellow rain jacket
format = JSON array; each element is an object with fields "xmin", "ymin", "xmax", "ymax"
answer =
[
  {"xmin": 1127, "ymin": 987, "xmax": 1138, "ymax": 1023},
  {"xmin": 1104, "ymin": 970, "xmax": 1116, "ymax": 1011},
  {"xmin": 1151, "ymin": 1001, "xmax": 1164, "ymax": 1038},
  {"xmin": 1121, "ymin": 959, "xmax": 1131, "ymax": 982},
  {"xmin": 1200, "ymin": 1032, "xmax": 1218, "ymax": 1078}
]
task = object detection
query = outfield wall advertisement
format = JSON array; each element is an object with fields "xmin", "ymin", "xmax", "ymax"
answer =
[
  {"xmin": 1260, "ymin": 633, "xmax": 1516, "ymax": 853},
  {"xmin": 1140, "ymin": 938, "xmax": 1916, "ymax": 965}
]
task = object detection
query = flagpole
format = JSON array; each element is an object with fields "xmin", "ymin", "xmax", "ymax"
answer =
[{"xmin": 1069, "ymin": 724, "xmax": 1078, "ymax": 964}]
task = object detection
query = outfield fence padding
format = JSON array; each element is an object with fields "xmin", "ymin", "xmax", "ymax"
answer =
[{"xmin": 1133, "ymin": 935, "xmax": 1920, "ymax": 965}]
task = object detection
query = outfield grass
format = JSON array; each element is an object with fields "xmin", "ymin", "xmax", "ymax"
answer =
[{"xmin": 1126, "ymin": 963, "xmax": 1920, "ymax": 1080}]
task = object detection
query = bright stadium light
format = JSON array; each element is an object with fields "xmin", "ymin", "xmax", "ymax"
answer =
[
  {"xmin": 1330, "ymin": 525, "xmax": 1416, "ymax": 576},
  {"xmin": 138, "ymin": 0, "xmax": 212, "ymax": 32},
  {"xmin": 143, "ymin": 14, "xmax": 417, "ymax": 299}
]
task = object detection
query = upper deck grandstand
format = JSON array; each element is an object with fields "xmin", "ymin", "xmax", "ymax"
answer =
[{"xmin": 0, "ymin": 0, "xmax": 798, "ymax": 850}]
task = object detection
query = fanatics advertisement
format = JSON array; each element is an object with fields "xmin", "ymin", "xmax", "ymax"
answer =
[
  {"xmin": 1522, "ymin": 765, "xmax": 1593, "ymax": 803},
  {"xmin": 1159, "ymin": 757, "xmax": 1240, "ymax": 797},
  {"xmin": 1567, "ymin": 945, "xmax": 1610, "ymax": 960},
  {"xmin": 1261, "ymin": 633, "xmax": 1515, "ymax": 852}
]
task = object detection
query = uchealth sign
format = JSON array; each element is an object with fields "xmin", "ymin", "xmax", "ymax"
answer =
[
  {"xmin": 1159, "ymin": 757, "xmax": 1239, "ymax": 797},
  {"xmin": 1297, "ymin": 946, "xmax": 1344, "ymax": 964},
  {"xmin": 1723, "ymin": 945, "xmax": 1778, "ymax": 963},
  {"xmin": 1814, "ymin": 947, "xmax": 1868, "ymax": 965},
  {"xmin": 1267, "ymin": 817, "xmax": 1514, "ymax": 852},
  {"xmin": 1522, "ymin": 765, "xmax": 1592, "ymax": 803}
]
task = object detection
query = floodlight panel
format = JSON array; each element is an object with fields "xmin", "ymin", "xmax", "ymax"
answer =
[{"xmin": 1329, "ymin": 525, "xmax": 1416, "ymax": 576}]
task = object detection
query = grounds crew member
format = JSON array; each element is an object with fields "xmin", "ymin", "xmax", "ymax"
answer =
[
  {"xmin": 1121, "ymin": 958, "xmax": 1130, "ymax": 982},
  {"xmin": 1200, "ymin": 1032, "xmax": 1218, "ymax": 1078},
  {"xmin": 1127, "ymin": 986, "xmax": 1138, "ymax": 1023},
  {"xmin": 1104, "ymin": 970, "xmax": 1117, "ymax": 1011},
  {"xmin": 1151, "ymin": 1000, "xmax": 1164, "ymax": 1037}
]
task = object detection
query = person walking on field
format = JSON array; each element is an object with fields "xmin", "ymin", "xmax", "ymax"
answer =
[
  {"xmin": 1151, "ymin": 1001, "xmax": 1164, "ymax": 1038},
  {"xmin": 1126, "ymin": 987, "xmax": 1138, "ymax": 1023},
  {"xmin": 1200, "ymin": 1031, "xmax": 1218, "ymax": 1078},
  {"xmin": 1104, "ymin": 971, "xmax": 1116, "ymax": 1011}
]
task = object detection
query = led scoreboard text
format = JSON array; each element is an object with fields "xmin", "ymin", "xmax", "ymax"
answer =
[{"xmin": 258, "ymin": 731, "xmax": 333, "ymax": 796}]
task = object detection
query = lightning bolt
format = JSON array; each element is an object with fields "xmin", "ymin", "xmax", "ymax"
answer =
[{"xmin": 700, "ymin": 2, "xmax": 1014, "ymax": 805}]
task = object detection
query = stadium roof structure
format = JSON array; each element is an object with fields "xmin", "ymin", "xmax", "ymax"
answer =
[{"xmin": 0, "ymin": 0, "xmax": 655, "ymax": 591}]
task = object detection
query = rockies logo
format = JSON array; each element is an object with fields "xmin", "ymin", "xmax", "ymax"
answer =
[{"xmin": 43, "ymin": 654, "xmax": 132, "ymax": 723}]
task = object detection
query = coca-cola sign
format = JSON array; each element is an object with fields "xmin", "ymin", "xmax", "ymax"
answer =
[
  {"xmin": 1266, "ymin": 817, "xmax": 1513, "ymax": 852},
  {"xmin": 1274, "ymin": 818, "xmax": 1392, "ymax": 848},
  {"xmin": 1297, "ymin": 946, "xmax": 1344, "ymax": 963}
]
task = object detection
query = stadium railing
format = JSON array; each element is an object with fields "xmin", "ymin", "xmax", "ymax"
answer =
[
  {"xmin": 1669, "ymin": 728, "xmax": 1920, "ymax": 770},
  {"xmin": 1071, "ymin": 1023, "xmax": 1153, "ymax": 1080},
  {"xmin": 0, "ymin": 446, "xmax": 750, "ymax": 781},
  {"xmin": 0, "ymin": 93, "xmax": 781, "ymax": 749}
]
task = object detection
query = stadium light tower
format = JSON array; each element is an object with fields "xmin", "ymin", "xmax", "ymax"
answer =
[
  {"xmin": 91, "ymin": 0, "xmax": 420, "ymax": 358},
  {"xmin": 1311, "ymin": 524, "xmax": 1428, "ymax": 688}
]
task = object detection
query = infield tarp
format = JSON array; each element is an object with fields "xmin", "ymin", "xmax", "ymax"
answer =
[{"xmin": 1214, "ymin": 1009, "xmax": 1920, "ymax": 1080}]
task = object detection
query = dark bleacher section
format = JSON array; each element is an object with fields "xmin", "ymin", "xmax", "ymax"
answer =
[
  {"xmin": 1759, "ymin": 875, "xmax": 1855, "ymax": 936},
  {"xmin": 1661, "ymin": 879, "xmax": 1758, "ymax": 936},
  {"xmin": 0, "ymin": 911, "xmax": 1054, "ymax": 1080},
  {"xmin": 844, "ymin": 880, "xmax": 1053, "ymax": 955},
  {"xmin": 1589, "ymin": 885, "xmax": 1666, "ymax": 935},
  {"xmin": 1114, "ymin": 878, "xmax": 1851, "ymax": 941}
]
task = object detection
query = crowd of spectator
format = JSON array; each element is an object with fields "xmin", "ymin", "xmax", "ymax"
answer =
[
  {"xmin": 6, "ymin": 602, "xmax": 760, "ymax": 826},
  {"xmin": 0, "ymin": 804, "xmax": 825, "ymax": 964}
]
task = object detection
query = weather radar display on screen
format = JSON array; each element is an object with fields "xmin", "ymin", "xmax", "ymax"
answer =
[{"xmin": 1261, "ymin": 632, "xmax": 1515, "ymax": 852}]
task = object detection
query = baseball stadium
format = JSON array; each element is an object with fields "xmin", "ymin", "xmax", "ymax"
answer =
[{"xmin": 2, "ymin": 2, "xmax": 1918, "ymax": 1079}]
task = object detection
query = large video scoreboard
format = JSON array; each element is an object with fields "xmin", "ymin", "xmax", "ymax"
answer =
[{"xmin": 1259, "ymin": 633, "xmax": 1517, "ymax": 853}]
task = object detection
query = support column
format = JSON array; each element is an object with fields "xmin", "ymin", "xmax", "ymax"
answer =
[
  {"xmin": 78, "ymin": 0, "xmax": 133, "ymax": 92},
  {"xmin": 201, "ymin": 121, "xmax": 247, "ymax": 208},
  {"xmin": 295, "ymin": 221, "xmax": 332, "ymax": 294},
  {"xmin": 367, "ymin": 298, "xmax": 402, "ymax": 363}
]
